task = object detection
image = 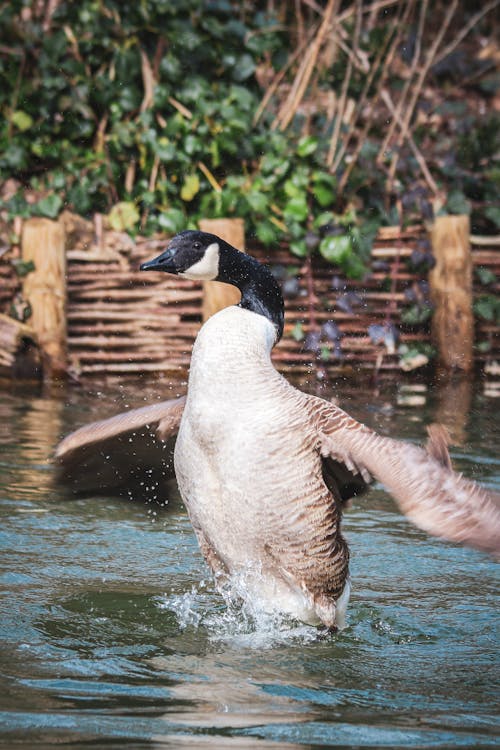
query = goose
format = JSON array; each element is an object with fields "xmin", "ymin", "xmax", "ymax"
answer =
[{"xmin": 55, "ymin": 230, "xmax": 500, "ymax": 629}]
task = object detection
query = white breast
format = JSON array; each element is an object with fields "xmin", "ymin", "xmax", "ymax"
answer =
[{"xmin": 174, "ymin": 307, "xmax": 283, "ymax": 541}]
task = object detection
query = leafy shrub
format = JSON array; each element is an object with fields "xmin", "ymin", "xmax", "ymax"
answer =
[
  {"xmin": 1, "ymin": 0, "xmax": 497, "ymax": 281},
  {"xmin": 0, "ymin": 0, "xmax": 381, "ymax": 276}
]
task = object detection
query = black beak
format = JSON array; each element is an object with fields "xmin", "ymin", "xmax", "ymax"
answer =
[{"xmin": 140, "ymin": 247, "xmax": 178, "ymax": 273}]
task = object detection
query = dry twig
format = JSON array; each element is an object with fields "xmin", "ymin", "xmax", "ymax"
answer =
[
  {"xmin": 433, "ymin": 0, "xmax": 500, "ymax": 67},
  {"xmin": 253, "ymin": 25, "xmax": 318, "ymax": 126},
  {"xmin": 332, "ymin": 8, "xmax": 401, "ymax": 178},
  {"xmin": 273, "ymin": 0, "xmax": 340, "ymax": 131},
  {"xmin": 386, "ymin": 0, "xmax": 459, "ymax": 188},
  {"xmin": 380, "ymin": 89, "xmax": 439, "ymax": 195},
  {"xmin": 327, "ymin": 0, "xmax": 362, "ymax": 167},
  {"xmin": 377, "ymin": 0, "xmax": 425, "ymax": 165}
]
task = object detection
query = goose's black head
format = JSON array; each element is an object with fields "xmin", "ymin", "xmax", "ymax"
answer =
[
  {"xmin": 140, "ymin": 230, "xmax": 284, "ymax": 342},
  {"xmin": 140, "ymin": 230, "xmax": 221, "ymax": 280}
]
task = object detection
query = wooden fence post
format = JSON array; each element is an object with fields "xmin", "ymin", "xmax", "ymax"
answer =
[
  {"xmin": 429, "ymin": 215, "xmax": 473, "ymax": 373},
  {"xmin": 0, "ymin": 313, "xmax": 41, "ymax": 379},
  {"xmin": 22, "ymin": 217, "xmax": 67, "ymax": 379},
  {"xmin": 198, "ymin": 218, "xmax": 244, "ymax": 321}
]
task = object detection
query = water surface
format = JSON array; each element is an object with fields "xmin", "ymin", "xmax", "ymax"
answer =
[{"xmin": 0, "ymin": 377, "xmax": 498, "ymax": 749}]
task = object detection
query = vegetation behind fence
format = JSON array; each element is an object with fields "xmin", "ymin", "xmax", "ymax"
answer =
[{"xmin": 1, "ymin": 1, "xmax": 499, "ymax": 269}]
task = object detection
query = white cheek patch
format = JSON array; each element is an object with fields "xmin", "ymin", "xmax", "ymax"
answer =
[{"xmin": 180, "ymin": 242, "xmax": 220, "ymax": 280}]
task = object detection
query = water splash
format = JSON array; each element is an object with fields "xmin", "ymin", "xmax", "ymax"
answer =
[
  {"xmin": 157, "ymin": 567, "xmax": 323, "ymax": 649},
  {"xmin": 156, "ymin": 586, "xmax": 204, "ymax": 629}
]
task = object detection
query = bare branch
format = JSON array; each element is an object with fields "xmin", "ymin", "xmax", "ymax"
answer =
[
  {"xmin": 327, "ymin": 0, "xmax": 362, "ymax": 167},
  {"xmin": 380, "ymin": 88, "xmax": 439, "ymax": 195},
  {"xmin": 253, "ymin": 25, "xmax": 318, "ymax": 126},
  {"xmin": 377, "ymin": 0, "xmax": 426, "ymax": 166},
  {"xmin": 274, "ymin": 0, "xmax": 340, "ymax": 131},
  {"xmin": 433, "ymin": 0, "xmax": 500, "ymax": 67},
  {"xmin": 386, "ymin": 0, "xmax": 459, "ymax": 187}
]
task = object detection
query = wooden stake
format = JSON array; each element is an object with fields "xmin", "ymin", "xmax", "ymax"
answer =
[
  {"xmin": 429, "ymin": 215, "xmax": 473, "ymax": 373},
  {"xmin": 0, "ymin": 313, "xmax": 41, "ymax": 379},
  {"xmin": 22, "ymin": 217, "xmax": 67, "ymax": 378},
  {"xmin": 198, "ymin": 218, "xmax": 244, "ymax": 321},
  {"xmin": 434, "ymin": 377, "xmax": 472, "ymax": 446}
]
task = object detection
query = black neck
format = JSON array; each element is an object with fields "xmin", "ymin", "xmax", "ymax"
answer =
[{"xmin": 217, "ymin": 241, "xmax": 284, "ymax": 343}]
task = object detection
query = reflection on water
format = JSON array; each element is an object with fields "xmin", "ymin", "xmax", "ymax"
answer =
[{"xmin": 0, "ymin": 377, "xmax": 499, "ymax": 748}]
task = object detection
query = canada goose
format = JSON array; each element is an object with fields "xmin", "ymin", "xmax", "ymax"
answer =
[{"xmin": 56, "ymin": 230, "xmax": 500, "ymax": 629}]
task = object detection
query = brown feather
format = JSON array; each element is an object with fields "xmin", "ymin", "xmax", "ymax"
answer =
[
  {"xmin": 319, "ymin": 403, "xmax": 500, "ymax": 558},
  {"xmin": 425, "ymin": 423, "xmax": 452, "ymax": 470},
  {"xmin": 54, "ymin": 396, "xmax": 185, "ymax": 496}
]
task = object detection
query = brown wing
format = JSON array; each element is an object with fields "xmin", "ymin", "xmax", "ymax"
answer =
[
  {"xmin": 315, "ymin": 402, "xmax": 500, "ymax": 558},
  {"xmin": 54, "ymin": 396, "xmax": 185, "ymax": 497}
]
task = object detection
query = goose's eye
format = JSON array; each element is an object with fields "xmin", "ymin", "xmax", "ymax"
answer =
[{"xmin": 193, "ymin": 242, "xmax": 201, "ymax": 250}]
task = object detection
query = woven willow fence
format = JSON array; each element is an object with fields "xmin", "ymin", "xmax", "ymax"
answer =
[{"xmin": 0, "ymin": 221, "xmax": 498, "ymax": 379}]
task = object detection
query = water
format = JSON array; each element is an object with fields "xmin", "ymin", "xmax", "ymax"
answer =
[{"xmin": 0, "ymin": 377, "xmax": 498, "ymax": 749}]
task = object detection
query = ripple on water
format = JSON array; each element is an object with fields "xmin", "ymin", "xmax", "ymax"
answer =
[{"xmin": 0, "ymin": 383, "xmax": 498, "ymax": 748}]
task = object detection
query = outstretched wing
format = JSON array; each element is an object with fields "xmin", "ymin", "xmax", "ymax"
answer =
[
  {"xmin": 54, "ymin": 396, "xmax": 186, "ymax": 497},
  {"xmin": 314, "ymin": 401, "xmax": 500, "ymax": 558}
]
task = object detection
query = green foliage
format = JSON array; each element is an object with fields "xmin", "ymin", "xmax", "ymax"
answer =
[
  {"xmin": 474, "ymin": 295, "xmax": 500, "ymax": 324},
  {"xmin": 457, "ymin": 115, "xmax": 500, "ymax": 172},
  {"xmin": 484, "ymin": 206, "xmax": 500, "ymax": 230},
  {"xmin": 291, "ymin": 321, "xmax": 305, "ymax": 342},
  {"xmin": 0, "ymin": 0, "xmax": 383, "ymax": 272},
  {"xmin": 476, "ymin": 340, "xmax": 491, "ymax": 353},
  {"xmin": 475, "ymin": 267, "xmax": 496, "ymax": 286},
  {"xmin": 445, "ymin": 190, "xmax": 471, "ymax": 216},
  {"xmin": 6, "ymin": 0, "xmax": 489, "ymax": 278},
  {"xmin": 32, "ymin": 194, "xmax": 63, "ymax": 219},
  {"xmin": 401, "ymin": 303, "xmax": 433, "ymax": 325},
  {"xmin": 319, "ymin": 235, "xmax": 352, "ymax": 265},
  {"xmin": 10, "ymin": 259, "xmax": 35, "ymax": 277},
  {"xmin": 436, "ymin": 113, "xmax": 500, "ymax": 228},
  {"xmin": 0, "ymin": 0, "xmax": 286, "ymax": 227},
  {"xmin": 108, "ymin": 202, "xmax": 140, "ymax": 231}
]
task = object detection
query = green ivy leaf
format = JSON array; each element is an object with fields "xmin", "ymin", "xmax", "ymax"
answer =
[
  {"xmin": 283, "ymin": 196, "xmax": 308, "ymax": 222},
  {"xmin": 313, "ymin": 211, "xmax": 334, "ymax": 229},
  {"xmin": 255, "ymin": 221, "xmax": 279, "ymax": 244},
  {"xmin": 343, "ymin": 253, "xmax": 367, "ymax": 279},
  {"xmin": 10, "ymin": 110, "xmax": 33, "ymax": 132},
  {"xmin": 33, "ymin": 194, "xmax": 63, "ymax": 219},
  {"xmin": 108, "ymin": 201, "xmax": 140, "ymax": 231},
  {"xmin": 474, "ymin": 295, "xmax": 500, "ymax": 323},
  {"xmin": 287, "ymin": 221, "xmax": 304, "ymax": 240},
  {"xmin": 289, "ymin": 239, "xmax": 307, "ymax": 257},
  {"xmin": 180, "ymin": 174, "xmax": 200, "ymax": 202},
  {"xmin": 157, "ymin": 209, "xmax": 186, "ymax": 234},
  {"xmin": 155, "ymin": 138, "xmax": 177, "ymax": 161},
  {"xmin": 446, "ymin": 190, "xmax": 471, "ymax": 215},
  {"xmin": 297, "ymin": 136, "xmax": 318, "ymax": 157},
  {"xmin": 319, "ymin": 234, "xmax": 352, "ymax": 264},
  {"xmin": 313, "ymin": 183, "xmax": 334, "ymax": 208},
  {"xmin": 475, "ymin": 267, "xmax": 496, "ymax": 285},
  {"xmin": 476, "ymin": 340, "xmax": 491, "ymax": 353},
  {"xmin": 183, "ymin": 134, "xmax": 200, "ymax": 156},
  {"xmin": 352, "ymin": 217, "xmax": 381, "ymax": 260},
  {"xmin": 320, "ymin": 345, "xmax": 331, "ymax": 362},
  {"xmin": 11, "ymin": 259, "xmax": 35, "ymax": 277},
  {"xmin": 401, "ymin": 303, "xmax": 433, "ymax": 325},
  {"xmin": 291, "ymin": 321, "xmax": 304, "ymax": 341},
  {"xmin": 246, "ymin": 190, "xmax": 268, "ymax": 213},
  {"xmin": 284, "ymin": 178, "xmax": 303, "ymax": 199},
  {"xmin": 2, "ymin": 144, "xmax": 27, "ymax": 169},
  {"xmin": 484, "ymin": 206, "xmax": 500, "ymax": 229},
  {"xmin": 312, "ymin": 170, "xmax": 336, "ymax": 187},
  {"xmin": 232, "ymin": 53, "xmax": 256, "ymax": 81}
]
